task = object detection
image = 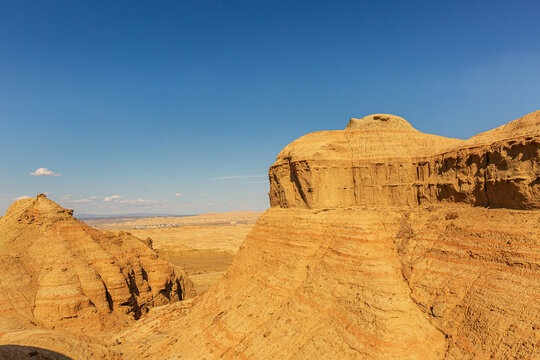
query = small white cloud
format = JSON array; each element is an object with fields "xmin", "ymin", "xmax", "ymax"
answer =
[
  {"xmin": 73, "ymin": 198, "xmax": 94, "ymax": 203},
  {"xmin": 200, "ymin": 193, "xmax": 207, "ymax": 197},
  {"xmin": 13, "ymin": 196, "xmax": 31, "ymax": 201},
  {"xmin": 30, "ymin": 168, "xmax": 61, "ymax": 177},
  {"xmin": 117, "ymin": 198, "xmax": 151, "ymax": 204},
  {"xmin": 61, "ymin": 195, "xmax": 98, "ymax": 203},
  {"xmin": 104, "ymin": 195, "xmax": 123, "ymax": 202},
  {"xmin": 175, "ymin": 193, "xmax": 182, "ymax": 197}
]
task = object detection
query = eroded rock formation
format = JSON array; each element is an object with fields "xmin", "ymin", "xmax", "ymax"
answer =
[
  {"xmin": 269, "ymin": 112, "xmax": 540, "ymax": 209},
  {"xmin": 0, "ymin": 194, "xmax": 194, "ymax": 358},
  {"xmin": 115, "ymin": 110, "xmax": 539, "ymax": 359}
]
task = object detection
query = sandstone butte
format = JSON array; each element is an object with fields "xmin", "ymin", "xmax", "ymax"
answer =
[
  {"xmin": 0, "ymin": 194, "xmax": 194, "ymax": 359},
  {"xmin": 0, "ymin": 110, "xmax": 539, "ymax": 359}
]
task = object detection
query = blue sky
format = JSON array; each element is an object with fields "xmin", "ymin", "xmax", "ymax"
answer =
[{"xmin": 1, "ymin": 0, "xmax": 540, "ymax": 215}]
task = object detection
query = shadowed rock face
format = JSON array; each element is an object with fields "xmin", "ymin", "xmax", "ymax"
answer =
[
  {"xmin": 0, "ymin": 345, "xmax": 73, "ymax": 360},
  {"xmin": 0, "ymin": 195, "xmax": 194, "ymax": 345},
  {"xmin": 113, "ymin": 110, "xmax": 539, "ymax": 360}
]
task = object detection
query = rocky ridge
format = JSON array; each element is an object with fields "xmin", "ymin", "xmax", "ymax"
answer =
[{"xmin": 0, "ymin": 194, "xmax": 194, "ymax": 358}]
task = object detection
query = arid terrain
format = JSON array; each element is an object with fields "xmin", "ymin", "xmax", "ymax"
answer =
[
  {"xmin": 87, "ymin": 212, "xmax": 261, "ymax": 294},
  {"xmin": 0, "ymin": 195, "xmax": 194, "ymax": 359},
  {"xmin": 0, "ymin": 110, "xmax": 538, "ymax": 359}
]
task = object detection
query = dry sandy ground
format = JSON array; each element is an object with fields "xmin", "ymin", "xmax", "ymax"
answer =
[{"xmin": 86, "ymin": 211, "xmax": 262, "ymax": 294}]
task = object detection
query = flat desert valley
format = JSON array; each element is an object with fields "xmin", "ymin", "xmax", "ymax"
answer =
[{"xmin": 86, "ymin": 212, "xmax": 262, "ymax": 294}]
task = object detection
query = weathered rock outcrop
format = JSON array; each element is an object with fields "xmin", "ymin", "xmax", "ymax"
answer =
[
  {"xmin": 270, "ymin": 112, "xmax": 540, "ymax": 209},
  {"xmin": 116, "ymin": 209, "xmax": 447, "ymax": 359},
  {"xmin": 394, "ymin": 205, "xmax": 540, "ymax": 359},
  {"xmin": 0, "ymin": 194, "xmax": 194, "ymax": 357},
  {"xmin": 115, "ymin": 110, "xmax": 539, "ymax": 359}
]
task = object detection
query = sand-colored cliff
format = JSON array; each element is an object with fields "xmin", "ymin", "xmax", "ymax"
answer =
[
  {"xmin": 269, "ymin": 112, "xmax": 540, "ymax": 209},
  {"xmin": 0, "ymin": 194, "xmax": 194, "ymax": 358},
  {"xmin": 115, "ymin": 111, "xmax": 539, "ymax": 359}
]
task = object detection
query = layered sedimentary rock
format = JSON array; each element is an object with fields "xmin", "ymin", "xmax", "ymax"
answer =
[
  {"xmin": 116, "ymin": 110, "xmax": 539, "ymax": 359},
  {"xmin": 117, "ymin": 208, "xmax": 539, "ymax": 359},
  {"xmin": 117, "ymin": 208, "xmax": 447, "ymax": 359},
  {"xmin": 394, "ymin": 205, "xmax": 540, "ymax": 359},
  {"xmin": 269, "ymin": 112, "xmax": 540, "ymax": 209},
  {"xmin": 0, "ymin": 194, "xmax": 194, "ymax": 357}
]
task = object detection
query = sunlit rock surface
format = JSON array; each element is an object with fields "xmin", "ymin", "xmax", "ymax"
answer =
[
  {"xmin": 115, "ymin": 110, "xmax": 539, "ymax": 359},
  {"xmin": 0, "ymin": 194, "xmax": 194, "ymax": 358}
]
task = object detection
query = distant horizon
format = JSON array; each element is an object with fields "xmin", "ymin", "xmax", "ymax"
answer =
[
  {"xmin": 76, "ymin": 212, "xmax": 196, "ymax": 220},
  {"xmin": 2, "ymin": 1, "xmax": 540, "ymax": 215},
  {"xmin": 76, "ymin": 209, "xmax": 263, "ymax": 219},
  {"xmin": 1, "ymin": 194, "xmax": 266, "ymax": 219}
]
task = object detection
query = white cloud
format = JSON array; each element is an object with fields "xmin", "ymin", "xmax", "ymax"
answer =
[
  {"xmin": 73, "ymin": 198, "xmax": 94, "ymax": 203},
  {"xmin": 30, "ymin": 168, "xmax": 61, "ymax": 177},
  {"xmin": 61, "ymin": 195, "xmax": 99, "ymax": 203},
  {"xmin": 216, "ymin": 175, "xmax": 265, "ymax": 180},
  {"xmin": 103, "ymin": 195, "xmax": 123, "ymax": 202},
  {"xmin": 117, "ymin": 198, "xmax": 151, "ymax": 204},
  {"xmin": 175, "ymin": 193, "xmax": 182, "ymax": 197},
  {"xmin": 200, "ymin": 193, "xmax": 207, "ymax": 197},
  {"xmin": 13, "ymin": 196, "xmax": 31, "ymax": 201}
]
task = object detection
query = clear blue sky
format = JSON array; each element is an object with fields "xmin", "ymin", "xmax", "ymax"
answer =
[{"xmin": 1, "ymin": 0, "xmax": 540, "ymax": 215}]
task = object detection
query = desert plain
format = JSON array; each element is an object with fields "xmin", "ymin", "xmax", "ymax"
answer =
[{"xmin": 87, "ymin": 211, "xmax": 262, "ymax": 294}]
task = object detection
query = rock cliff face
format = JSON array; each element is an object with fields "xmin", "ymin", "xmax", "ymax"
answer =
[
  {"xmin": 116, "ymin": 110, "xmax": 539, "ymax": 359},
  {"xmin": 0, "ymin": 194, "xmax": 194, "ymax": 357},
  {"xmin": 269, "ymin": 112, "xmax": 540, "ymax": 209},
  {"xmin": 394, "ymin": 205, "xmax": 539, "ymax": 359},
  {"xmin": 117, "ymin": 209, "xmax": 448, "ymax": 359}
]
